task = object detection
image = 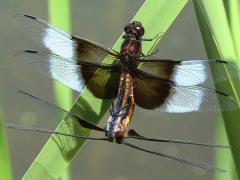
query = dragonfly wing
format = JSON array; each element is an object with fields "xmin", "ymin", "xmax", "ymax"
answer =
[
  {"xmin": 133, "ymin": 70, "xmax": 238, "ymax": 112},
  {"xmin": 136, "ymin": 59, "xmax": 239, "ymax": 86},
  {"xmin": 16, "ymin": 50, "xmax": 120, "ymax": 99},
  {"xmin": 13, "ymin": 14, "xmax": 119, "ymax": 64}
]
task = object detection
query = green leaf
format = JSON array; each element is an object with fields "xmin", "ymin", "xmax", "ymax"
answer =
[
  {"xmin": 224, "ymin": 0, "xmax": 240, "ymax": 63},
  {"xmin": 193, "ymin": 0, "xmax": 240, "ymax": 179},
  {"xmin": 48, "ymin": 1, "xmax": 72, "ymax": 180},
  {"xmin": 0, "ymin": 108, "xmax": 13, "ymax": 180},
  {"xmin": 48, "ymin": 0, "xmax": 72, "ymax": 114},
  {"xmin": 215, "ymin": 115, "xmax": 238, "ymax": 180},
  {"xmin": 22, "ymin": 0, "xmax": 188, "ymax": 179}
]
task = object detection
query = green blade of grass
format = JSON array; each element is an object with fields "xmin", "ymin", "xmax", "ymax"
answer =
[
  {"xmin": 215, "ymin": 114, "xmax": 237, "ymax": 180},
  {"xmin": 22, "ymin": 0, "xmax": 188, "ymax": 179},
  {"xmin": 193, "ymin": 0, "xmax": 240, "ymax": 179},
  {"xmin": 48, "ymin": 1, "xmax": 72, "ymax": 180},
  {"xmin": 0, "ymin": 108, "xmax": 13, "ymax": 180},
  {"xmin": 225, "ymin": 1, "xmax": 240, "ymax": 178},
  {"xmin": 225, "ymin": 0, "xmax": 240, "ymax": 64},
  {"xmin": 48, "ymin": 0, "xmax": 72, "ymax": 109}
]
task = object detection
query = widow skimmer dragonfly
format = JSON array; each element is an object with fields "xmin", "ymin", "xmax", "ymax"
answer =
[{"xmin": 7, "ymin": 14, "xmax": 239, "ymax": 172}]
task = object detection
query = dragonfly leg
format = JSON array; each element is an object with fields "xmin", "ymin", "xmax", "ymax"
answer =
[
  {"xmin": 110, "ymin": 48, "xmax": 120, "ymax": 55},
  {"xmin": 141, "ymin": 49, "xmax": 159, "ymax": 58},
  {"xmin": 141, "ymin": 32, "xmax": 165, "ymax": 41}
]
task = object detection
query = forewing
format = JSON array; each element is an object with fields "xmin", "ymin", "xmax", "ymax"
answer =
[
  {"xmin": 13, "ymin": 14, "xmax": 119, "ymax": 64},
  {"xmin": 133, "ymin": 71, "xmax": 238, "ymax": 113},
  {"xmin": 16, "ymin": 50, "xmax": 120, "ymax": 99},
  {"xmin": 136, "ymin": 59, "xmax": 239, "ymax": 86}
]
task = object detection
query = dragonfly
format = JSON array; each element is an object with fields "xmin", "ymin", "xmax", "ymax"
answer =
[{"xmin": 6, "ymin": 14, "xmax": 240, "ymax": 172}]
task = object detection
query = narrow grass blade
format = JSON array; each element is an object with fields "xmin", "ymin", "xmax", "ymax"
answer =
[
  {"xmin": 215, "ymin": 114, "xmax": 238, "ymax": 180},
  {"xmin": 22, "ymin": 0, "xmax": 188, "ymax": 179},
  {"xmin": 225, "ymin": 0, "xmax": 240, "ymax": 63},
  {"xmin": 0, "ymin": 108, "xmax": 13, "ymax": 180},
  {"xmin": 48, "ymin": 0, "xmax": 72, "ymax": 180},
  {"xmin": 193, "ymin": 0, "xmax": 240, "ymax": 179}
]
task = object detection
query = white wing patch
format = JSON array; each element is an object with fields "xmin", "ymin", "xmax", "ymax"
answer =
[
  {"xmin": 48, "ymin": 55, "xmax": 84, "ymax": 92},
  {"xmin": 43, "ymin": 28, "xmax": 76, "ymax": 60},
  {"xmin": 43, "ymin": 28, "xmax": 84, "ymax": 91},
  {"xmin": 173, "ymin": 61, "xmax": 207, "ymax": 86},
  {"xmin": 162, "ymin": 86, "xmax": 204, "ymax": 113}
]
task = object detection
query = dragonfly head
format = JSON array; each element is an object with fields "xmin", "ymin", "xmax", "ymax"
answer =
[{"xmin": 124, "ymin": 21, "xmax": 145, "ymax": 38}]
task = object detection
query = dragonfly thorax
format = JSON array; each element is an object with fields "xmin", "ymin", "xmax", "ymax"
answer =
[{"xmin": 119, "ymin": 38, "xmax": 142, "ymax": 74}]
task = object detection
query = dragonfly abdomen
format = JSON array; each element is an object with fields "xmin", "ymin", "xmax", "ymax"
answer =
[{"xmin": 106, "ymin": 73, "xmax": 135, "ymax": 143}]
